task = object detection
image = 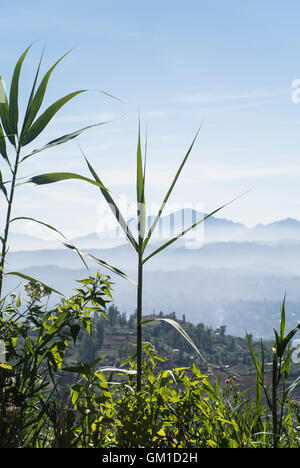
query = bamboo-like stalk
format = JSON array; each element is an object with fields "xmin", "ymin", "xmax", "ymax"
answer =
[
  {"xmin": 0, "ymin": 145, "xmax": 21, "ymax": 300},
  {"xmin": 272, "ymin": 350, "xmax": 279, "ymax": 449},
  {"xmin": 0, "ymin": 45, "xmax": 111, "ymax": 305},
  {"xmin": 136, "ymin": 259, "xmax": 143, "ymax": 392}
]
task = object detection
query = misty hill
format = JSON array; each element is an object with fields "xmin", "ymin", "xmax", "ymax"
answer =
[
  {"xmin": 5, "ymin": 239, "xmax": 300, "ymax": 276},
  {"xmin": 7, "ymin": 232, "xmax": 63, "ymax": 251},
  {"xmin": 8, "ymin": 210, "xmax": 300, "ymax": 251},
  {"xmin": 71, "ymin": 211, "xmax": 300, "ymax": 247},
  {"xmin": 6, "ymin": 209, "xmax": 300, "ymax": 340}
]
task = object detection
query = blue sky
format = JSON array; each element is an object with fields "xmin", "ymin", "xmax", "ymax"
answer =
[{"xmin": 2, "ymin": 0, "xmax": 300, "ymax": 240}]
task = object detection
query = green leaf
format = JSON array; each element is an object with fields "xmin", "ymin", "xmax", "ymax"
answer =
[
  {"xmin": 0, "ymin": 75, "xmax": 6, "ymax": 103},
  {"xmin": 20, "ymin": 90, "xmax": 86, "ymax": 146},
  {"xmin": 136, "ymin": 120, "xmax": 144, "ymax": 206},
  {"xmin": 84, "ymin": 155, "xmax": 139, "ymax": 253},
  {"xmin": 20, "ymin": 49, "xmax": 72, "ymax": 139},
  {"xmin": 280, "ymin": 294, "xmax": 286, "ymax": 341},
  {"xmin": 9, "ymin": 45, "xmax": 31, "ymax": 136},
  {"xmin": 0, "ymin": 76, "xmax": 15, "ymax": 146},
  {"xmin": 6, "ymin": 271, "xmax": 62, "ymax": 295},
  {"xmin": 142, "ymin": 124, "xmax": 203, "ymax": 252},
  {"xmin": 28, "ymin": 171, "xmax": 107, "ymax": 190},
  {"xmin": 21, "ymin": 121, "xmax": 109, "ymax": 162},
  {"xmin": 10, "ymin": 216, "xmax": 66, "ymax": 239},
  {"xmin": 0, "ymin": 363, "xmax": 12, "ymax": 371},
  {"xmin": 94, "ymin": 89, "xmax": 123, "ymax": 103},
  {"xmin": 0, "ymin": 123, "xmax": 8, "ymax": 162},
  {"xmin": 0, "ymin": 170, "xmax": 8, "ymax": 200},
  {"xmin": 136, "ymin": 121, "xmax": 146, "ymax": 243},
  {"xmin": 62, "ymin": 242, "xmax": 138, "ymax": 286},
  {"xmin": 246, "ymin": 332, "xmax": 263, "ymax": 381},
  {"xmin": 142, "ymin": 191, "xmax": 250, "ymax": 264}
]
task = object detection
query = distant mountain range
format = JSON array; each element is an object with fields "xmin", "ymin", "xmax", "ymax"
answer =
[
  {"xmin": 8, "ymin": 210, "xmax": 300, "ymax": 251},
  {"xmin": 5, "ymin": 209, "xmax": 300, "ymax": 339}
]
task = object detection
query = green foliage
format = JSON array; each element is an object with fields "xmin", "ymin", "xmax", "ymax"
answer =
[
  {"xmin": 1, "ymin": 275, "xmax": 300, "ymax": 448},
  {"xmin": 0, "ymin": 272, "xmax": 112, "ymax": 447},
  {"xmin": 247, "ymin": 296, "xmax": 300, "ymax": 448}
]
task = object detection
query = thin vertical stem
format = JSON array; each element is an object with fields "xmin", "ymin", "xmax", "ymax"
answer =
[
  {"xmin": 0, "ymin": 145, "xmax": 21, "ymax": 300},
  {"xmin": 136, "ymin": 258, "xmax": 143, "ymax": 392},
  {"xmin": 272, "ymin": 352, "xmax": 278, "ymax": 448}
]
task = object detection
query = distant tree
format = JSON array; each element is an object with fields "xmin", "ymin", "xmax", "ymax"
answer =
[
  {"xmin": 108, "ymin": 304, "xmax": 120, "ymax": 326},
  {"xmin": 128, "ymin": 311, "xmax": 137, "ymax": 330}
]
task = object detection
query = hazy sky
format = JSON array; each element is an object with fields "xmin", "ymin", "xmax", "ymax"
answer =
[{"xmin": 2, "ymin": 0, "xmax": 300, "ymax": 240}]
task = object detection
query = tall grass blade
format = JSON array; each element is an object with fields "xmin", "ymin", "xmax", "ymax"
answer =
[
  {"xmin": 84, "ymin": 155, "xmax": 139, "ymax": 253},
  {"xmin": 136, "ymin": 121, "xmax": 145, "ymax": 243},
  {"xmin": 246, "ymin": 332, "xmax": 263, "ymax": 380},
  {"xmin": 62, "ymin": 242, "xmax": 138, "ymax": 286},
  {"xmin": 142, "ymin": 317, "xmax": 206, "ymax": 362},
  {"xmin": 10, "ymin": 216, "xmax": 66, "ymax": 238},
  {"xmin": 9, "ymin": 216, "xmax": 89, "ymax": 269},
  {"xmin": 143, "ymin": 191, "xmax": 249, "ymax": 264},
  {"xmin": 142, "ymin": 124, "xmax": 203, "ymax": 252}
]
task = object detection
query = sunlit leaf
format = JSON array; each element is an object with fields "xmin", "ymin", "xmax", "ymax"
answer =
[
  {"xmin": 0, "ymin": 76, "xmax": 15, "ymax": 146},
  {"xmin": 20, "ymin": 49, "xmax": 72, "ymax": 139},
  {"xmin": 9, "ymin": 45, "xmax": 31, "ymax": 136},
  {"xmin": 20, "ymin": 90, "xmax": 86, "ymax": 146}
]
